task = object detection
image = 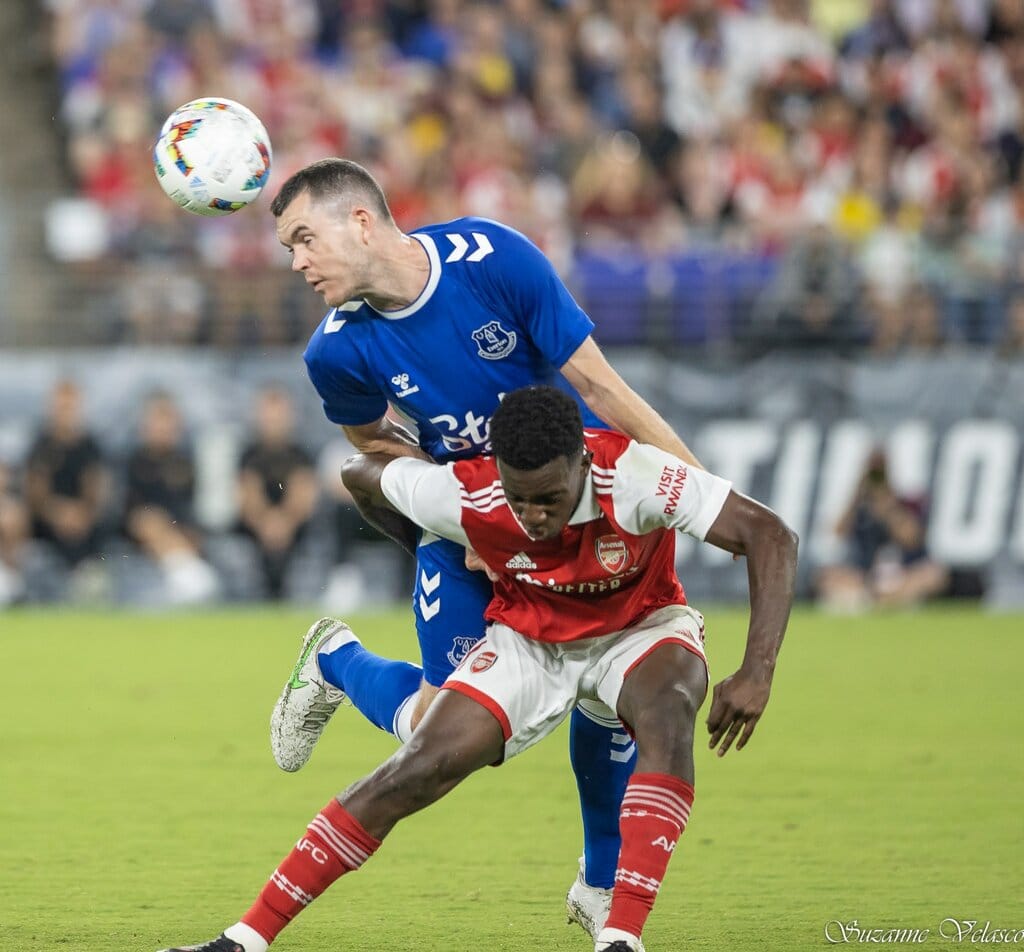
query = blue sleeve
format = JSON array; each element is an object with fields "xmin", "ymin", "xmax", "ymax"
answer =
[
  {"xmin": 303, "ymin": 339, "xmax": 388, "ymax": 427},
  {"xmin": 478, "ymin": 222, "xmax": 593, "ymax": 367}
]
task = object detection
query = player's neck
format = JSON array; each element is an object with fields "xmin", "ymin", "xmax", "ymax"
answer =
[{"xmin": 363, "ymin": 233, "xmax": 430, "ymax": 312}]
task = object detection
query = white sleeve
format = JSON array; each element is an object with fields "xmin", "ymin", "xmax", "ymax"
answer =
[
  {"xmin": 610, "ymin": 441, "xmax": 732, "ymax": 541},
  {"xmin": 379, "ymin": 458, "xmax": 470, "ymax": 547}
]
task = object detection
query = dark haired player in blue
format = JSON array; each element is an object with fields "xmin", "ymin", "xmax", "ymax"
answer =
[{"xmin": 268, "ymin": 158, "xmax": 702, "ymax": 942}]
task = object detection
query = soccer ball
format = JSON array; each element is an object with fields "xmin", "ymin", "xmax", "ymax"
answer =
[{"xmin": 153, "ymin": 97, "xmax": 272, "ymax": 216}]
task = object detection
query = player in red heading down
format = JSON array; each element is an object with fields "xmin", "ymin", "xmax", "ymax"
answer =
[{"xmin": 158, "ymin": 386, "xmax": 797, "ymax": 952}]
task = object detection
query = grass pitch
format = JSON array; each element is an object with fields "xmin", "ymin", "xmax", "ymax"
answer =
[{"xmin": 1, "ymin": 605, "xmax": 1021, "ymax": 952}]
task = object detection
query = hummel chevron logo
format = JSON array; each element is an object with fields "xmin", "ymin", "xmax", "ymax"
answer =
[
  {"xmin": 505, "ymin": 552, "xmax": 537, "ymax": 570},
  {"xmin": 419, "ymin": 570, "xmax": 441, "ymax": 621},
  {"xmin": 610, "ymin": 731, "xmax": 637, "ymax": 764},
  {"xmin": 418, "ymin": 594, "xmax": 441, "ymax": 621},
  {"xmin": 445, "ymin": 232, "xmax": 494, "ymax": 263}
]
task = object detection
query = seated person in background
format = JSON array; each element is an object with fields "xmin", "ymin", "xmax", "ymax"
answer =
[
  {"xmin": 123, "ymin": 392, "xmax": 219, "ymax": 605},
  {"xmin": 25, "ymin": 378, "xmax": 110, "ymax": 578},
  {"xmin": 817, "ymin": 448, "xmax": 950, "ymax": 611},
  {"xmin": 0, "ymin": 460, "xmax": 30, "ymax": 606},
  {"xmin": 236, "ymin": 386, "xmax": 319, "ymax": 599}
]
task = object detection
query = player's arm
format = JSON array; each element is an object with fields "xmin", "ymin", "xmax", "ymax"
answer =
[
  {"xmin": 701, "ymin": 491, "xmax": 798, "ymax": 757},
  {"xmin": 562, "ymin": 337, "xmax": 704, "ymax": 468},
  {"xmin": 342, "ymin": 416, "xmax": 430, "ymax": 461},
  {"xmin": 340, "ymin": 419, "xmax": 432, "ymax": 555},
  {"xmin": 479, "ymin": 223, "xmax": 701, "ymax": 467},
  {"xmin": 616, "ymin": 441, "xmax": 796, "ymax": 755},
  {"xmin": 341, "ymin": 453, "xmax": 468, "ymax": 550}
]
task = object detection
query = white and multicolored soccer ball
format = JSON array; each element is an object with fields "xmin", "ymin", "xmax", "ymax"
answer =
[{"xmin": 153, "ymin": 97, "xmax": 272, "ymax": 216}]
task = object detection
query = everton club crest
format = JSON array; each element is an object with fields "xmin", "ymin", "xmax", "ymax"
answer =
[
  {"xmin": 472, "ymin": 320, "xmax": 517, "ymax": 360},
  {"xmin": 595, "ymin": 535, "xmax": 629, "ymax": 574}
]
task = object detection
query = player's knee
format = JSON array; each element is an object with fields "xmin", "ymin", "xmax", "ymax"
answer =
[
  {"xmin": 630, "ymin": 679, "xmax": 702, "ymax": 756},
  {"xmin": 409, "ymin": 682, "xmax": 440, "ymax": 732}
]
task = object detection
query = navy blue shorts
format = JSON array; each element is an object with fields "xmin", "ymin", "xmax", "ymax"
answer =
[{"xmin": 413, "ymin": 535, "xmax": 493, "ymax": 686}]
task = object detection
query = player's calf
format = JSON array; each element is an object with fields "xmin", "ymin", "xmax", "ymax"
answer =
[{"xmin": 599, "ymin": 644, "xmax": 707, "ymax": 949}]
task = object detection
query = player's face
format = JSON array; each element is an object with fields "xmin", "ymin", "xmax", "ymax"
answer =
[
  {"xmin": 276, "ymin": 191, "xmax": 372, "ymax": 307},
  {"xmin": 498, "ymin": 451, "xmax": 591, "ymax": 541}
]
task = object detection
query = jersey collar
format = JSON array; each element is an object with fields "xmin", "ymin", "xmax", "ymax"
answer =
[
  {"xmin": 366, "ymin": 233, "xmax": 441, "ymax": 321},
  {"xmin": 568, "ymin": 465, "xmax": 601, "ymax": 525}
]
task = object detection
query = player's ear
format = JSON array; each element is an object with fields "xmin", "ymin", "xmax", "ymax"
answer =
[
  {"xmin": 580, "ymin": 449, "xmax": 593, "ymax": 473},
  {"xmin": 351, "ymin": 205, "xmax": 373, "ymax": 240}
]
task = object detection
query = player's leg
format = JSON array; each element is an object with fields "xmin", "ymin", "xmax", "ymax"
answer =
[
  {"xmin": 591, "ymin": 606, "xmax": 709, "ymax": 952},
  {"xmin": 565, "ymin": 701, "xmax": 636, "ymax": 936},
  {"xmin": 270, "ymin": 615, "xmax": 424, "ymax": 771},
  {"xmin": 321, "ymin": 537, "xmax": 491, "ymax": 738},
  {"xmin": 270, "ymin": 538, "xmax": 490, "ymax": 770},
  {"xmin": 159, "ymin": 691, "xmax": 505, "ymax": 952}
]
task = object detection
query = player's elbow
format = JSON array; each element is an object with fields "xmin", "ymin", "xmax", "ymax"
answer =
[
  {"xmin": 341, "ymin": 453, "xmax": 375, "ymax": 502},
  {"xmin": 745, "ymin": 504, "xmax": 799, "ymax": 566},
  {"xmin": 768, "ymin": 512, "xmax": 800, "ymax": 567}
]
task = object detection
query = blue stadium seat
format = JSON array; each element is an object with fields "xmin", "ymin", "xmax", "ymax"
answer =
[{"xmin": 572, "ymin": 250, "xmax": 650, "ymax": 346}]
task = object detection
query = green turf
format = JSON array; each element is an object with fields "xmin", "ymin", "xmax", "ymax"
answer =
[{"xmin": 0, "ymin": 606, "xmax": 1021, "ymax": 951}]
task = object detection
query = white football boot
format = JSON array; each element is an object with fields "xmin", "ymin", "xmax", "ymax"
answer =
[
  {"xmin": 566, "ymin": 857, "xmax": 645, "ymax": 951},
  {"xmin": 594, "ymin": 928, "xmax": 644, "ymax": 951},
  {"xmin": 270, "ymin": 617, "xmax": 355, "ymax": 772}
]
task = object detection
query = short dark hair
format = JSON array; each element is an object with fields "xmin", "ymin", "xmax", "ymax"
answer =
[
  {"xmin": 269, "ymin": 157, "xmax": 393, "ymax": 221},
  {"xmin": 489, "ymin": 386, "xmax": 584, "ymax": 470}
]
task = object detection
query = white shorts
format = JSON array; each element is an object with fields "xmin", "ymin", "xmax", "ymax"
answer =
[{"xmin": 441, "ymin": 604, "xmax": 708, "ymax": 762}]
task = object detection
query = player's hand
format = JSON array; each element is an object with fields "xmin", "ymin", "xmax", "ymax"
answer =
[
  {"xmin": 465, "ymin": 548, "xmax": 499, "ymax": 582},
  {"xmin": 706, "ymin": 667, "xmax": 773, "ymax": 757}
]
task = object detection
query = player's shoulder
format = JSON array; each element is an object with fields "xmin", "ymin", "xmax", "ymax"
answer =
[
  {"xmin": 303, "ymin": 302, "xmax": 368, "ymax": 362},
  {"xmin": 584, "ymin": 428, "xmax": 633, "ymax": 468},
  {"xmin": 451, "ymin": 454, "xmax": 502, "ymax": 497},
  {"xmin": 413, "ymin": 216, "xmax": 538, "ymax": 267}
]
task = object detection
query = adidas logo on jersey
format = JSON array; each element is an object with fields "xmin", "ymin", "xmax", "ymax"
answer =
[{"xmin": 505, "ymin": 552, "xmax": 537, "ymax": 570}]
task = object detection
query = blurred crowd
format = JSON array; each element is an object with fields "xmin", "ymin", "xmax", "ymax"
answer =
[
  {"xmin": 44, "ymin": 0, "xmax": 1024, "ymax": 352},
  {"xmin": 0, "ymin": 377, "xmax": 411, "ymax": 608}
]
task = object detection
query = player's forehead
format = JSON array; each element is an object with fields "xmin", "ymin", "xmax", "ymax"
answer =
[
  {"xmin": 499, "ymin": 457, "xmax": 574, "ymax": 496},
  {"xmin": 275, "ymin": 190, "xmax": 338, "ymax": 244}
]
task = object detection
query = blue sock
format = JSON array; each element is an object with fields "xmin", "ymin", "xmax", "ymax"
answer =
[
  {"xmin": 569, "ymin": 704, "xmax": 636, "ymax": 888},
  {"xmin": 318, "ymin": 643, "xmax": 422, "ymax": 736}
]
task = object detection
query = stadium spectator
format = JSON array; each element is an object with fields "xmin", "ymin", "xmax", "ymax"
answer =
[
  {"xmin": 753, "ymin": 215, "xmax": 863, "ymax": 351},
  {"xmin": 43, "ymin": 0, "xmax": 1024, "ymax": 352},
  {"xmin": 0, "ymin": 461, "xmax": 30, "ymax": 607},
  {"xmin": 235, "ymin": 386, "xmax": 318, "ymax": 600},
  {"xmin": 817, "ymin": 447, "xmax": 950, "ymax": 611},
  {"xmin": 24, "ymin": 379, "xmax": 110, "ymax": 582},
  {"xmin": 158, "ymin": 384, "xmax": 797, "ymax": 952},
  {"xmin": 999, "ymin": 289, "xmax": 1024, "ymax": 355},
  {"xmin": 123, "ymin": 391, "xmax": 219, "ymax": 605}
]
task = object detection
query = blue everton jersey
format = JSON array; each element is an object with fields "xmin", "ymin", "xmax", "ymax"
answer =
[{"xmin": 304, "ymin": 217, "xmax": 603, "ymax": 462}]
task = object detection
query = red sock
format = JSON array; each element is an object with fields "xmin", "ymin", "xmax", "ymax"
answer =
[
  {"xmin": 241, "ymin": 798, "xmax": 381, "ymax": 943},
  {"xmin": 606, "ymin": 773, "xmax": 694, "ymax": 939}
]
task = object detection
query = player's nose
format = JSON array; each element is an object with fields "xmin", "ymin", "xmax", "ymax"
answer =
[{"xmin": 520, "ymin": 505, "xmax": 547, "ymax": 533}]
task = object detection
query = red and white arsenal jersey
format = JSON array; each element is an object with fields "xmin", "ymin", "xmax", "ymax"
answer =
[{"xmin": 380, "ymin": 429, "xmax": 732, "ymax": 642}]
